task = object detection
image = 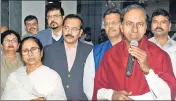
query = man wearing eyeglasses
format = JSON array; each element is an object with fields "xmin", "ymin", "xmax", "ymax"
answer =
[
  {"xmin": 83, "ymin": 7, "xmax": 123, "ymax": 100},
  {"xmin": 93, "ymin": 4, "xmax": 176, "ymax": 100},
  {"xmin": 36, "ymin": 3, "xmax": 64, "ymax": 47},
  {"xmin": 43, "ymin": 14, "xmax": 92, "ymax": 100}
]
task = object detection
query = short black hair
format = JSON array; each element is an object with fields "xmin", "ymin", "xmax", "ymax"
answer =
[
  {"xmin": 121, "ymin": 4, "xmax": 148, "ymax": 22},
  {"xmin": 19, "ymin": 36, "xmax": 43, "ymax": 56},
  {"xmin": 1, "ymin": 30, "xmax": 21, "ymax": 44},
  {"xmin": 103, "ymin": 7, "xmax": 121, "ymax": 20},
  {"xmin": 46, "ymin": 3, "xmax": 64, "ymax": 16},
  {"xmin": 151, "ymin": 8, "xmax": 171, "ymax": 22},
  {"xmin": 24, "ymin": 15, "xmax": 38, "ymax": 25},
  {"xmin": 63, "ymin": 14, "xmax": 84, "ymax": 29}
]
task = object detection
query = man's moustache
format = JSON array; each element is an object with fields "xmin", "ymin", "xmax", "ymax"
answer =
[
  {"xmin": 155, "ymin": 27, "xmax": 164, "ymax": 31},
  {"xmin": 29, "ymin": 28, "xmax": 35, "ymax": 31},
  {"xmin": 51, "ymin": 21, "xmax": 58, "ymax": 25},
  {"xmin": 65, "ymin": 34, "xmax": 74, "ymax": 38}
]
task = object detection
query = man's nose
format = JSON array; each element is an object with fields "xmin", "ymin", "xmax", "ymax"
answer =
[
  {"xmin": 157, "ymin": 22, "xmax": 161, "ymax": 27},
  {"xmin": 132, "ymin": 24, "xmax": 138, "ymax": 33}
]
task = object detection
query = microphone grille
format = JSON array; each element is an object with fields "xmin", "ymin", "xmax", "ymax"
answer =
[{"xmin": 130, "ymin": 40, "xmax": 138, "ymax": 46}]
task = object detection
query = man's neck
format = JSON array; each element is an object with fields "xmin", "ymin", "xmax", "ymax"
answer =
[
  {"xmin": 52, "ymin": 27, "xmax": 62, "ymax": 36},
  {"xmin": 155, "ymin": 34, "xmax": 169, "ymax": 46},
  {"xmin": 64, "ymin": 41, "xmax": 78, "ymax": 49},
  {"xmin": 109, "ymin": 35, "xmax": 122, "ymax": 46}
]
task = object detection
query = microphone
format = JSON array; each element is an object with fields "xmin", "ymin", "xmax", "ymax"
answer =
[{"xmin": 126, "ymin": 40, "xmax": 138, "ymax": 76}]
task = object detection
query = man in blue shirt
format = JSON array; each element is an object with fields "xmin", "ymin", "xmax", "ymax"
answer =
[{"xmin": 83, "ymin": 7, "xmax": 123, "ymax": 100}]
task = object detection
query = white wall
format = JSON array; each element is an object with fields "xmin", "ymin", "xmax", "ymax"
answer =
[
  {"xmin": 61, "ymin": 1, "xmax": 77, "ymax": 17},
  {"xmin": 21, "ymin": 1, "xmax": 45, "ymax": 35},
  {"xmin": 145, "ymin": 0, "xmax": 169, "ymax": 18}
]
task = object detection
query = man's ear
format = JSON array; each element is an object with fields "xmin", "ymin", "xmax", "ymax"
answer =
[
  {"xmin": 120, "ymin": 24, "xmax": 124, "ymax": 33},
  {"xmin": 41, "ymin": 50, "xmax": 43, "ymax": 57},
  {"xmin": 79, "ymin": 29, "xmax": 83, "ymax": 37},
  {"xmin": 169, "ymin": 23, "xmax": 171, "ymax": 32}
]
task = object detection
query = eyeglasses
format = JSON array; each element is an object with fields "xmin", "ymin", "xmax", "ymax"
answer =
[
  {"xmin": 22, "ymin": 47, "xmax": 40, "ymax": 56},
  {"xmin": 3, "ymin": 39, "xmax": 18, "ymax": 44},
  {"xmin": 124, "ymin": 21, "xmax": 145, "ymax": 28},
  {"xmin": 63, "ymin": 26, "xmax": 80, "ymax": 33},
  {"xmin": 104, "ymin": 21, "xmax": 121, "ymax": 27},
  {"xmin": 46, "ymin": 14, "xmax": 62, "ymax": 19}
]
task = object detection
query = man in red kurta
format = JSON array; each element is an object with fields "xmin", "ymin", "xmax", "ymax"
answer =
[{"xmin": 93, "ymin": 4, "xmax": 176, "ymax": 100}]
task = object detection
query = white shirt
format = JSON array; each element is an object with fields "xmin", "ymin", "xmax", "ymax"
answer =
[
  {"xmin": 164, "ymin": 44, "xmax": 176, "ymax": 77},
  {"xmin": 149, "ymin": 36, "xmax": 176, "ymax": 51},
  {"xmin": 83, "ymin": 50, "xmax": 95, "ymax": 100},
  {"xmin": 83, "ymin": 51, "xmax": 172, "ymax": 100},
  {"xmin": 52, "ymin": 30, "xmax": 62, "ymax": 41},
  {"xmin": 171, "ymin": 33, "xmax": 176, "ymax": 40},
  {"xmin": 149, "ymin": 36, "xmax": 176, "ymax": 77},
  {"xmin": 97, "ymin": 69, "xmax": 171, "ymax": 100},
  {"xmin": 1, "ymin": 65, "xmax": 67, "ymax": 100}
]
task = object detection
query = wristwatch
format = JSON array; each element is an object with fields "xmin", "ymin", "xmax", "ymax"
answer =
[{"xmin": 144, "ymin": 68, "xmax": 151, "ymax": 75}]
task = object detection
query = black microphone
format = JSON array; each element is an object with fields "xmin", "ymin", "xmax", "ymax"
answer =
[{"xmin": 126, "ymin": 40, "xmax": 138, "ymax": 76}]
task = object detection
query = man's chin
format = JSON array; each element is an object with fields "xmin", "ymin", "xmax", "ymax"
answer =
[{"xmin": 51, "ymin": 27, "xmax": 58, "ymax": 29}]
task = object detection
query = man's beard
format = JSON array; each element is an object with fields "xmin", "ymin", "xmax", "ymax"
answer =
[
  {"xmin": 49, "ymin": 22, "xmax": 59, "ymax": 29},
  {"xmin": 51, "ymin": 26, "xmax": 59, "ymax": 29}
]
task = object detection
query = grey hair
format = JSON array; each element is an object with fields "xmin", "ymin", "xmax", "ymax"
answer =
[{"xmin": 121, "ymin": 4, "xmax": 148, "ymax": 22}]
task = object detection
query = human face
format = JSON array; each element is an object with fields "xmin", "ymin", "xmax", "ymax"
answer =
[
  {"xmin": 121, "ymin": 8, "xmax": 147, "ymax": 43},
  {"xmin": 21, "ymin": 39, "xmax": 43, "ymax": 65},
  {"xmin": 151, "ymin": 15, "xmax": 170, "ymax": 36},
  {"xmin": 25, "ymin": 19, "xmax": 39, "ymax": 35},
  {"xmin": 47, "ymin": 10, "xmax": 63, "ymax": 29},
  {"xmin": 62, "ymin": 18, "xmax": 83, "ymax": 45},
  {"xmin": 1, "ymin": 34, "xmax": 19, "ymax": 52},
  {"xmin": 104, "ymin": 13, "xmax": 121, "ymax": 39}
]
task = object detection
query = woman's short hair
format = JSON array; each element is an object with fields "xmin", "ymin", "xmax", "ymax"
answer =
[
  {"xmin": 1, "ymin": 30, "xmax": 21, "ymax": 44},
  {"xmin": 19, "ymin": 36, "xmax": 43, "ymax": 56}
]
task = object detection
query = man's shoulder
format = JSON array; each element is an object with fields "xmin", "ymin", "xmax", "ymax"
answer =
[
  {"xmin": 37, "ymin": 28, "xmax": 51, "ymax": 37},
  {"xmin": 95, "ymin": 40, "xmax": 109, "ymax": 47},
  {"xmin": 79, "ymin": 40, "xmax": 93, "ymax": 49},
  {"xmin": 148, "ymin": 41, "xmax": 169, "ymax": 56},
  {"xmin": 44, "ymin": 41, "xmax": 62, "ymax": 51}
]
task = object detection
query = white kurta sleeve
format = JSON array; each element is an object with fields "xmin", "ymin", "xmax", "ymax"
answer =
[
  {"xmin": 145, "ymin": 69, "xmax": 171, "ymax": 100},
  {"xmin": 45, "ymin": 74, "xmax": 67, "ymax": 100},
  {"xmin": 83, "ymin": 50, "xmax": 95, "ymax": 100},
  {"xmin": 97, "ymin": 69, "xmax": 172, "ymax": 100},
  {"xmin": 97, "ymin": 88, "xmax": 114, "ymax": 100}
]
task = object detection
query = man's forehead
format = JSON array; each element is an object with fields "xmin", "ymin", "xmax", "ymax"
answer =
[
  {"xmin": 152, "ymin": 15, "xmax": 169, "ymax": 20},
  {"xmin": 26, "ymin": 19, "xmax": 37, "ymax": 23},
  {"xmin": 123, "ymin": 9, "xmax": 145, "ymax": 20},
  {"xmin": 47, "ymin": 10, "xmax": 61, "ymax": 15}
]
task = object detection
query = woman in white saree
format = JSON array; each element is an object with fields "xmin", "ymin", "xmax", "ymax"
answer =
[{"xmin": 1, "ymin": 36, "xmax": 67, "ymax": 100}]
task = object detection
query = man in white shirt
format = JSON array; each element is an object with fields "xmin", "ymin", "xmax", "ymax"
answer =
[
  {"xmin": 149, "ymin": 8, "xmax": 176, "ymax": 77},
  {"xmin": 22, "ymin": 15, "xmax": 39, "ymax": 39}
]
